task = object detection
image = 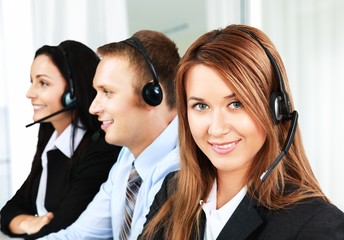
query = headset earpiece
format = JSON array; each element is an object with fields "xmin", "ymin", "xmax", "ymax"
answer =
[
  {"xmin": 142, "ymin": 81, "xmax": 163, "ymax": 106},
  {"xmin": 61, "ymin": 90, "xmax": 76, "ymax": 108},
  {"xmin": 123, "ymin": 37, "xmax": 163, "ymax": 106},
  {"xmin": 58, "ymin": 45, "xmax": 76, "ymax": 108},
  {"xmin": 269, "ymin": 91, "xmax": 283, "ymax": 124},
  {"xmin": 270, "ymin": 90, "xmax": 291, "ymax": 124}
]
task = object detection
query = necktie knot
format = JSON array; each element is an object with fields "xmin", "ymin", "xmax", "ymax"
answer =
[{"xmin": 128, "ymin": 165, "xmax": 142, "ymax": 185}]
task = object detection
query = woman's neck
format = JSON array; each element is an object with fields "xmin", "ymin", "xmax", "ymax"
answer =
[{"xmin": 216, "ymin": 171, "xmax": 246, "ymax": 209}]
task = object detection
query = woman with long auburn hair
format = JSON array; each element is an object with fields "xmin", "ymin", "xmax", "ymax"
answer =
[{"xmin": 141, "ymin": 24, "xmax": 344, "ymax": 239}]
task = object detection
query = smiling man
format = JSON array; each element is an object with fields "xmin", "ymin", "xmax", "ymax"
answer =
[{"xmin": 39, "ymin": 30, "xmax": 180, "ymax": 240}]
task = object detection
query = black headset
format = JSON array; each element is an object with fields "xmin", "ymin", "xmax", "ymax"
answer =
[
  {"xmin": 123, "ymin": 37, "xmax": 163, "ymax": 106},
  {"xmin": 239, "ymin": 28, "xmax": 299, "ymax": 182},
  {"xmin": 239, "ymin": 28, "xmax": 292, "ymax": 124},
  {"xmin": 58, "ymin": 45, "xmax": 77, "ymax": 108}
]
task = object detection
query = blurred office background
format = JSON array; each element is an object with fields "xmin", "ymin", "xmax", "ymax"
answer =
[{"xmin": 0, "ymin": 0, "xmax": 343, "ymax": 220}]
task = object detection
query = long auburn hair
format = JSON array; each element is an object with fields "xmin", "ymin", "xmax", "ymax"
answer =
[{"xmin": 142, "ymin": 24, "xmax": 328, "ymax": 240}]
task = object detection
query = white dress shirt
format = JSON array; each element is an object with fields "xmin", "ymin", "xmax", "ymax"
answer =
[
  {"xmin": 39, "ymin": 116, "xmax": 180, "ymax": 240},
  {"xmin": 36, "ymin": 123, "xmax": 85, "ymax": 216},
  {"xmin": 202, "ymin": 180, "xmax": 247, "ymax": 240}
]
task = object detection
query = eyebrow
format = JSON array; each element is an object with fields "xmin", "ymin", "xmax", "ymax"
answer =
[
  {"xmin": 224, "ymin": 93, "xmax": 236, "ymax": 99},
  {"xmin": 188, "ymin": 93, "xmax": 236, "ymax": 101},
  {"xmin": 35, "ymin": 74, "xmax": 51, "ymax": 79},
  {"xmin": 93, "ymin": 85, "xmax": 106, "ymax": 91},
  {"xmin": 188, "ymin": 96, "xmax": 204, "ymax": 101},
  {"xmin": 95, "ymin": 84, "xmax": 115, "ymax": 92}
]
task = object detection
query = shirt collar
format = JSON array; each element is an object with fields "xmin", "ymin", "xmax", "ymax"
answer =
[
  {"xmin": 48, "ymin": 123, "xmax": 86, "ymax": 158},
  {"xmin": 202, "ymin": 179, "xmax": 247, "ymax": 221},
  {"xmin": 202, "ymin": 179, "xmax": 217, "ymax": 213},
  {"xmin": 134, "ymin": 116, "xmax": 178, "ymax": 181}
]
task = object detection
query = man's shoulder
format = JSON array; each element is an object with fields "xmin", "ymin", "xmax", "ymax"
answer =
[{"xmin": 151, "ymin": 146, "xmax": 180, "ymax": 180}]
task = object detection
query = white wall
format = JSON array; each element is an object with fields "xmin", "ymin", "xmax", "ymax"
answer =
[{"xmin": 1, "ymin": 0, "xmax": 37, "ymax": 195}]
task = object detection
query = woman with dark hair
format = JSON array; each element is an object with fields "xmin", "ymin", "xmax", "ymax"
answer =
[
  {"xmin": 141, "ymin": 24, "xmax": 344, "ymax": 239},
  {"xmin": 0, "ymin": 40, "xmax": 121, "ymax": 239}
]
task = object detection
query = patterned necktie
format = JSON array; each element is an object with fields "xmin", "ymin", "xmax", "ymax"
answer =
[{"xmin": 119, "ymin": 163, "xmax": 142, "ymax": 240}]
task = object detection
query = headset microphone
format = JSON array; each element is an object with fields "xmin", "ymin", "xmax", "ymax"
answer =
[
  {"xmin": 25, "ymin": 103, "xmax": 75, "ymax": 128},
  {"xmin": 260, "ymin": 111, "xmax": 298, "ymax": 182}
]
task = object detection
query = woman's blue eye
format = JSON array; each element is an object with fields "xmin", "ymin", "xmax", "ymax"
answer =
[
  {"xmin": 194, "ymin": 103, "xmax": 208, "ymax": 110},
  {"xmin": 230, "ymin": 101, "xmax": 242, "ymax": 109}
]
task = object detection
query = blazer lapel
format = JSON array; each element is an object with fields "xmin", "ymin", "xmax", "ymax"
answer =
[
  {"xmin": 216, "ymin": 195, "xmax": 263, "ymax": 240},
  {"xmin": 45, "ymin": 149, "xmax": 70, "ymax": 210}
]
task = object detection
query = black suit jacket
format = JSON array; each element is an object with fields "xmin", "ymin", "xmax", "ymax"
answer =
[
  {"xmin": 0, "ymin": 131, "xmax": 121, "ymax": 239},
  {"xmin": 143, "ymin": 172, "xmax": 344, "ymax": 240}
]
